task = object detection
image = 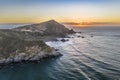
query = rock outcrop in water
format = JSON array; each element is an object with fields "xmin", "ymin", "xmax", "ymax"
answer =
[{"xmin": 0, "ymin": 20, "xmax": 74, "ymax": 65}]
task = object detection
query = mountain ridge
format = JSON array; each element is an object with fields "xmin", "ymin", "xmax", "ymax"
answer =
[{"xmin": 13, "ymin": 20, "xmax": 70, "ymax": 36}]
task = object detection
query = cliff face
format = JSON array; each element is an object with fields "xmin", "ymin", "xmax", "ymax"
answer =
[
  {"xmin": 0, "ymin": 20, "xmax": 73, "ymax": 65},
  {"xmin": 0, "ymin": 37, "xmax": 61, "ymax": 64}
]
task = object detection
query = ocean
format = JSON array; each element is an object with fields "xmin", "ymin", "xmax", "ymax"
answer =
[{"xmin": 0, "ymin": 25, "xmax": 120, "ymax": 80}]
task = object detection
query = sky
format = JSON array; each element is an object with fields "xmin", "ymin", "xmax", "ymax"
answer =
[{"xmin": 0, "ymin": 0, "xmax": 120, "ymax": 27}]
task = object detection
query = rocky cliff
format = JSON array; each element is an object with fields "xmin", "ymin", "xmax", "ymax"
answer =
[
  {"xmin": 0, "ymin": 20, "xmax": 74, "ymax": 65},
  {"xmin": 0, "ymin": 37, "xmax": 61, "ymax": 64}
]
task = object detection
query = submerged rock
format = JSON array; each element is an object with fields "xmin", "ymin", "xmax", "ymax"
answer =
[
  {"xmin": 77, "ymin": 35, "xmax": 81, "ymax": 37},
  {"xmin": 91, "ymin": 34, "xmax": 94, "ymax": 37},
  {"xmin": 81, "ymin": 36, "xmax": 85, "ymax": 38},
  {"xmin": 52, "ymin": 39, "xmax": 59, "ymax": 41},
  {"xmin": 61, "ymin": 39, "xmax": 66, "ymax": 42},
  {"xmin": 68, "ymin": 29, "xmax": 76, "ymax": 34},
  {"xmin": 61, "ymin": 38, "xmax": 69, "ymax": 42},
  {"xmin": 91, "ymin": 35, "xmax": 93, "ymax": 37},
  {"xmin": 78, "ymin": 32, "xmax": 82, "ymax": 33}
]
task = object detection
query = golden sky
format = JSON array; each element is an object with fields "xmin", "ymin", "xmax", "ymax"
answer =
[{"xmin": 0, "ymin": 0, "xmax": 120, "ymax": 27}]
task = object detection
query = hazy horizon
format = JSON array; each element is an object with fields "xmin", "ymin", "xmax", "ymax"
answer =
[{"xmin": 0, "ymin": 0, "xmax": 120, "ymax": 27}]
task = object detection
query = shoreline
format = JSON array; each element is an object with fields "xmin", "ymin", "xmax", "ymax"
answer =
[
  {"xmin": 0, "ymin": 20, "xmax": 76, "ymax": 67},
  {"xmin": 0, "ymin": 37, "xmax": 63, "ymax": 67},
  {"xmin": 0, "ymin": 53, "xmax": 62, "ymax": 68},
  {"xmin": 0, "ymin": 32, "xmax": 80, "ymax": 67}
]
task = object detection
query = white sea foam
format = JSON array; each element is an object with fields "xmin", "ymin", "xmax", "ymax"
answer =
[{"xmin": 46, "ymin": 39, "xmax": 73, "ymax": 48}]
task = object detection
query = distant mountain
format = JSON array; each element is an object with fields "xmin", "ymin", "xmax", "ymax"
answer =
[{"xmin": 13, "ymin": 20, "xmax": 70, "ymax": 37}]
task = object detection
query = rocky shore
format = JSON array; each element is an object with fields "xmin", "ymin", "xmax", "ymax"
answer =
[
  {"xmin": 0, "ymin": 37, "xmax": 62, "ymax": 65},
  {"xmin": 0, "ymin": 20, "xmax": 75, "ymax": 65}
]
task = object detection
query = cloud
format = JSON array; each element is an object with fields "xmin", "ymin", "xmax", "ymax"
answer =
[
  {"xmin": 63, "ymin": 22, "xmax": 80, "ymax": 25},
  {"xmin": 63, "ymin": 22, "xmax": 120, "ymax": 26}
]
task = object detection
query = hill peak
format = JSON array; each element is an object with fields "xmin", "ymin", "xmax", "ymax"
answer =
[
  {"xmin": 46, "ymin": 20, "xmax": 58, "ymax": 23},
  {"xmin": 48, "ymin": 20, "xmax": 56, "ymax": 22},
  {"xmin": 13, "ymin": 20, "xmax": 70, "ymax": 36}
]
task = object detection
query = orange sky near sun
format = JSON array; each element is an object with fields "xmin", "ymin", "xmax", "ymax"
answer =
[{"xmin": 0, "ymin": 0, "xmax": 120, "ymax": 27}]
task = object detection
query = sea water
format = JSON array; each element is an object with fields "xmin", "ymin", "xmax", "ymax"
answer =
[{"xmin": 0, "ymin": 26, "xmax": 120, "ymax": 80}]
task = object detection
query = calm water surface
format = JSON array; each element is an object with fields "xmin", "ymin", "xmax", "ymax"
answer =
[{"xmin": 0, "ymin": 27, "xmax": 120, "ymax": 80}]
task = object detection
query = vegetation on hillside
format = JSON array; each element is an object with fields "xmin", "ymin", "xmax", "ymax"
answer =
[{"xmin": 0, "ymin": 36, "xmax": 50, "ymax": 58}]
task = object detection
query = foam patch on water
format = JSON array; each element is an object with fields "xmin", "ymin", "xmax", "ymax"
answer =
[
  {"xmin": 45, "ymin": 33, "xmax": 88, "ymax": 48},
  {"xmin": 46, "ymin": 39, "xmax": 73, "ymax": 48}
]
